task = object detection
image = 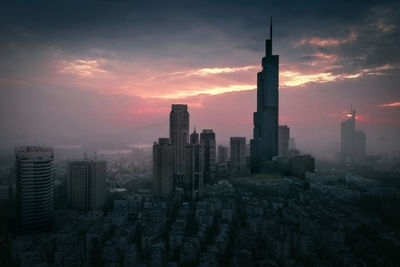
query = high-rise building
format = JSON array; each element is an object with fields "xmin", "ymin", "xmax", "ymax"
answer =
[
  {"xmin": 354, "ymin": 130, "xmax": 366, "ymax": 158},
  {"xmin": 278, "ymin": 125, "xmax": 290, "ymax": 157},
  {"xmin": 15, "ymin": 146, "xmax": 54, "ymax": 232},
  {"xmin": 289, "ymin": 137, "xmax": 296, "ymax": 151},
  {"xmin": 190, "ymin": 127, "xmax": 199, "ymax": 144},
  {"xmin": 68, "ymin": 159, "xmax": 106, "ymax": 211},
  {"xmin": 230, "ymin": 137, "xmax": 247, "ymax": 171},
  {"xmin": 341, "ymin": 109, "xmax": 356, "ymax": 158},
  {"xmin": 200, "ymin": 129, "xmax": 216, "ymax": 184},
  {"xmin": 341, "ymin": 109, "xmax": 366, "ymax": 161},
  {"xmin": 170, "ymin": 104, "xmax": 189, "ymax": 178},
  {"xmin": 153, "ymin": 138, "xmax": 174, "ymax": 198},
  {"xmin": 251, "ymin": 18, "xmax": 279, "ymax": 173},
  {"xmin": 218, "ymin": 145, "xmax": 229, "ymax": 163},
  {"xmin": 184, "ymin": 130, "xmax": 204, "ymax": 200}
]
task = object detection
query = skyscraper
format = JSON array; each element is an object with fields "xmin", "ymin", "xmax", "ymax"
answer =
[
  {"xmin": 153, "ymin": 138, "xmax": 174, "ymax": 198},
  {"xmin": 250, "ymin": 18, "xmax": 279, "ymax": 173},
  {"xmin": 200, "ymin": 129, "xmax": 216, "ymax": 184},
  {"xmin": 16, "ymin": 146, "xmax": 54, "ymax": 232},
  {"xmin": 218, "ymin": 145, "xmax": 229, "ymax": 163},
  {"xmin": 230, "ymin": 137, "xmax": 247, "ymax": 171},
  {"xmin": 190, "ymin": 127, "xmax": 199, "ymax": 144},
  {"xmin": 278, "ymin": 125, "xmax": 290, "ymax": 157},
  {"xmin": 170, "ymin": 104, "xmax": 189, "ymax": 178},
  {"xmin": 68, "ymin": 159, "xmax": 107, "ymax": 211},
  {"xmin": 184, "ymin": 130, "xmax": 204, "ymax": 200},
  {"xmin": 341, "ymin": 109, "xmax": 366, "ymax": 162}
]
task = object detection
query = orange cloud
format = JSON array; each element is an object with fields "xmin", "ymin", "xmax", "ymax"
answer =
[
  {"xmin": 281, "ymin": 64, "xmax": 397, "ymax": 88},
  {"xmin": 281, "ymin": 71, "xmax": 337, "ymax": 87},
  {"xmin": 51, "ymin": 54, "xmax": 396, "ymax": 99},
  {"xmin": 188, "ymin": 65, "xmax": 258, "ymax": 76},
  {"xmin": 312, "ymin": 52, "xmax": 338, "ymax": 61},
  {"xmin": 297, "ymin": 32, "xmax": 357, "ymax": 47},
  {"xmin": 379, "ymin": 101, "xmax": 400, "ymax": 108},
  {"xmin": 376, "ymin": 22, "xmax": 396, "ymax": 32},
  {"xmin": 159, "ymin": 84, "xmax": 255, "ymax": 99},
  {"xmin": 59, "ymin": 58, "xmax": 111, "ymax": 78}
]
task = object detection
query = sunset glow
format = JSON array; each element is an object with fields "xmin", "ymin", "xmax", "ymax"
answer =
[
  {"xmin": 1, "ymin": 0, "xmax": 399, "ymax": 153},
  {"xmin": 379, "ymin": 101, "xmax": 400, "ymax": 108}
]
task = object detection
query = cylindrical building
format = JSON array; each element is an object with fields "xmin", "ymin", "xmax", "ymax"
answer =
[{"xmin": 15, "ymin": 146, "xmax": 54, "ymax": 232}]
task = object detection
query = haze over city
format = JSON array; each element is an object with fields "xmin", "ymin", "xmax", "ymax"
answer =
[{"xmin": 1, "ymin": 0, "xmax": 399, "ymax": 156}]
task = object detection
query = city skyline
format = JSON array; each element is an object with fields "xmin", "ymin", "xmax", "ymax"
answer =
[
  {"xmin": 0, "ymin": 0, "xmax": 399, "ymax": 156},
  {"xmin": 1, "ymin": 2, "xmax": 400, "ymax": 265}
]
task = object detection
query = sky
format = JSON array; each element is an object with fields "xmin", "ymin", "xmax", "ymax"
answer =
[{"xmin": 0, "ymin": 0, "xmax": 399, "ymax": 156}]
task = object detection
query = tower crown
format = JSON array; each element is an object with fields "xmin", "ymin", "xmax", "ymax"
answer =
[{"xmin": 265, "ymin": 16, "xmax": 273, "ymax": 56}]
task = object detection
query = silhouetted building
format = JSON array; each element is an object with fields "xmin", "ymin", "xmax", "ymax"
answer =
[
  {"xmin": 218, "ymin": 145, "xmax": 229, "ymax": 163},
  {"xmin": 200, "ymin": 129, "xmax": 216, "ymax": 184},
  {"xmin": 341, "ymin": 109, "xmax": 367, "ymax": 162},
  {"xmin": 230, "ymin": 137, "xmax": 247, "ymax": 171},
  {"xmin": 251, "ymin": 18, "xmax": 279, "ymax": 173},
  {"xmin": 15, "ymin": 146, "xmax": 54, "ymax": 232},
  {"xmin": 170, "ymin": 104, "xmax": 189, "ymax": 179},
  {"xmin": 184, "ymin": 130, "xmax": 204, "ymax": 200},
  {"xmin": 68, "ymin": 159, "xmax": 106, "ymax": 211},
  {"xmin": 278, "ymin": 125, "xmax": 290, "ymax": 157},
  {"xmin": 290, "ymin": 155, "xmax": 315, "ymax": 179},
  {"xmin": 153, "ymin": 138, "xmax": 174, "ymax": 198}
]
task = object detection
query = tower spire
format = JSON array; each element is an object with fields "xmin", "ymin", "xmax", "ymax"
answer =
[{"xmin": 270, "ymin": 16, "xmax": 273, "ymax": 41}]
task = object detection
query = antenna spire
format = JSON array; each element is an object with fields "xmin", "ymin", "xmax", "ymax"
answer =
[{"xmin": 270, "ymin": 16, "xmax": 273, "ymax": 41}]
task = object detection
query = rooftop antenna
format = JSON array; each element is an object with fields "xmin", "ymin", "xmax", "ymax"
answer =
[{"xmin": 270, "ymin": 16, "xmax": 273, "ymax": 41}]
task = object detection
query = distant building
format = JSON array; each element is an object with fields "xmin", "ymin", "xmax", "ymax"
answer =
[
  {"xmin": 216, "ymin": 162, "xmax": 230, "ymax": 181},
  {"xmin": 68, "ymin": 159, "xmax": 106, "ymax": 211},
  {"xmin": 354, "ymin": 130, "xmax": 366, "ymax": 158},
  {"xmin": 0, "ymin": 167, "xmax": 10, "ymax": 202},
  {"xmin": 289, "ymin": 137, "xmax": 296, "ymax": 151},
  {"xmin": 341, "ymin": 109, "xmax": 366, "ymax": 162},
  {"xmin": 230, "ymin": 137, "xmax": 247, "ymax": 171},
  {"xmin": 218, "ymin": 145, "xmax": 229, "ymax": 163},
  {"xmin": 200, "ymin": 129, "xmax": 216, "ymax": 184},
  {"xmin": 251, "ymin": 19, "xmax": 279, "ymax": 173},
  {"xmin": 170, "ymin": 104, "xmax": 189, "ymax": 180},
  {"xmin": 184, "ymin": 130, "xmax": 204, "ymax": 200},
  {"xmin": 15, "ymin": 146, "xmax": 54, "ymax": 232},
  {"xmin": 153, "ymin": 138, "xmax": 174, "ymax": 198},
  {"xmin": 278, "ymin": 125, "xmax": 290, "ymax": 157},
  {"xmin": 290, "ymin": 155, "xmax": 315, "ymax": 179}
]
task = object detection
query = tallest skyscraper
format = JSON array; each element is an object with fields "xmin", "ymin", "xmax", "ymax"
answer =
[{"xmin": 250, "ymin": 18, "xmax": 279, "ymax": 173}]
